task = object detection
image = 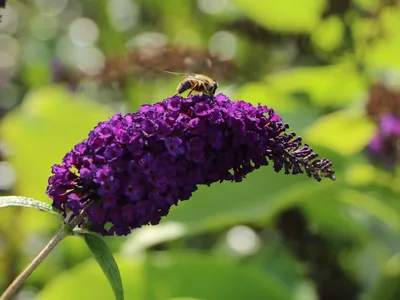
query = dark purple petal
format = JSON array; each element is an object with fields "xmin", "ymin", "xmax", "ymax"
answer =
[
  {"xmin": 125, "ymin": 181, "xmax": 146, "ymax": 201},
  {"xmin": 167, "ymin": 97, "xmax": 182, "ymax": 111},
  {"xmin": 187, "ymin": 137, "xmax": 205, "ymax": 151},
  {"xmin": 87, "ymin": 205, "xmax": 107, "ymax": 224},
  {"xmin": 141, "ymin": 119, "xmax": 158, "ymax": 136},
  {"xmin": 165, "ymin": 137, "xmax": 185, "ymax": 156},
  {"xmin": 127, "ymin": 133, "xmax": 144, "ymax": 155}
]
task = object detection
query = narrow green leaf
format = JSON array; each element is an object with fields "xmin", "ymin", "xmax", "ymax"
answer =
[
  {"xmin": 0, "ymin": 196, "xmax": 58, "ymax": 214},
  {"xmin": 80, "ymin": 232, "xmax": 124, "ymax": 300}
]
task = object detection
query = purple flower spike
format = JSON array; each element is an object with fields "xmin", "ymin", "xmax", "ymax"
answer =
[
  {"xmin": 46, "ymin": 93, "xmax": 336, "ymax": 236},
  {"xmin": 368, "ymin": 114, "xmax": 400, "ymax": 167}
]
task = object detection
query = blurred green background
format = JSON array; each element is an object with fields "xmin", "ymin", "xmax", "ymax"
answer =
[{"xmin": 0, "ymin": 0, "xmax": 400, "ymax": 299}]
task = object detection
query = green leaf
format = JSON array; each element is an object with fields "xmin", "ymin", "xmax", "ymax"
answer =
[
  {"xmin": 301, "ymin": 188, "xmax": 370, "ymax": 240},
  {"xmin": 163, "ymin": 160, "xmax": 343, "ymax": 236},
  {"xmin": 38, "ymin": 252, "xmax": 291, "ymax": 300},
  {"xmin": 164, "ymin": 168, "xmax": 310, "ymax": 234},
  {"xmin": 263, "ymin": 64, "xmax": 365, "ymax": 108},
  {"xmin": 168, "ymin": 298, "xmax": 202, "ymax": 300},
  {"xmin": 339, "ymin": 189, "xmax": 400, "ymax": 233},
  {"xmin": 0, "ymin": 196, "xmax": 58, "ymax": 215},
  {"xmin": 362, "ymin": 6, "xmax": 400, "ymax": 71},
  {"xmin": 121, "ymin": 222, "xmax": 187, "ymax": 256},
  {"xmin": 232, "ymin": 0, "xmax": 326, "ymax": 33},
  {"xmin": 311, "ymin": 15, "xmax": 345, "ymax": 52},
  {"xmin": 80, "ymin": 232, "xmax": 124, "ymax": 300},
  {"xmin": 234, "ymin": 82, "xmax": 300, "ymax": 112},
  {"xmin": 304, "ymin": 110, "xmax": 376, "ymax": 155}
]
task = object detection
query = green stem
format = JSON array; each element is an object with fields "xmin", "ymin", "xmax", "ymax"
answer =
[
  {"xmin": 0, "ymin": 213, "xmax": 86, "ymax": 300},
  {"xmin": 0, "ymin": 227, "xmax": 68, "ymax": 300}
]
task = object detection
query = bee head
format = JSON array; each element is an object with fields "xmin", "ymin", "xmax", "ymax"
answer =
[{"xmin": 207, "ymin": 81, "xmax": 218, "ymax": 96}]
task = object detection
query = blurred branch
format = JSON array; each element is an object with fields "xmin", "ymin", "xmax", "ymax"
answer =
[
  {"xmin": 223, "ymin": 19, "xmax": 311, "ymax": 53},
  {"xmin": 322, "ymin": 0, "xmax": 352, "ymax": 18},
  {"xmin": 366, "ymin": 83, "xmax": 400, "ymax": 119},
  {"xmin": 52, "ymin": 45, "xmax": 236, "ymax": 90},
  {"xmin": 275, "ymin": 207, "xmax": 360, "ymax": 300}
]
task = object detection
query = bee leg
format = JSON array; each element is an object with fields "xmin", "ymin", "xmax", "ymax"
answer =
[
  {"xmin": 187, "ymin": 86, "xmax": 197, "ymax": 96},
  {"xmin": 187, "ymin": 82, "xmax": 199, "ymax": 97}
]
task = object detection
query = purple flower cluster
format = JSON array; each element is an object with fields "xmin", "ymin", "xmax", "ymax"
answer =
[
  {"xmin": 46, "ymin": 94, "xmax": 335, "ymax": 236},
  {"xmin": 368, "ymin": 114, "xmax": 400, "ymax": 166}
]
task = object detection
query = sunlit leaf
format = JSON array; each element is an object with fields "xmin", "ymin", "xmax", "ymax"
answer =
[
  {"xmin": 263, "ymin": 64, "xmax": 365, "ymax": 107},
  {"xmin": 292, "ymin": 281, "xmax": 318, "ymax": 300},
  {"xmin": 311, "ymin": 16, "xmax": 344, "ymax": 52},
  {"xmin": 233, "ymin": 0, "xmax": 326, "ymax": 33},
  {"xmin": 384, "ymin": 253, "xmax": 400, "ymax": 277},
  {"xmin": 234, "ymin": 82, "xmax": 324, "ymax": 133},
  {"xmin": 364, "ymin": 6, "xmax": 400, "ymax": 71},
  {"xmin": 0, "ymin": 196, "xmax": 57, "ymax": 214},
  {"xmin": 304, "ymin": 110, "xmax": 376, "ymax": 155},
  {"xmin": 345, "ymin": 163, "xmax": 377, "ymax": 186},
  {"xmin": 234, "ymin": 82, "xmax": 298, "ymax": 112},
  {"xmin": 121, "ymin": 222, "xmax": 187, "ymax": 256},
  {"xmin": 38, "ymin": 252, "xmax": 291, "ymax": 300}
]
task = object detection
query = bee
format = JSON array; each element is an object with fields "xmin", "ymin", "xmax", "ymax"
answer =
[{"xmin": 165, "ymin": 71, "xmax": 218, "ymax": 97}]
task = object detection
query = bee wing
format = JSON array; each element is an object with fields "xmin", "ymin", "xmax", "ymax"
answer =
[{"xmin": 164, "ymin": 71, "xmax": 188, "ymax": 77}]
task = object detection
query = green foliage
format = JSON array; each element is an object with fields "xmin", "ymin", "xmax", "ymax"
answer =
[
  {"xmin": 165, "ymin": 168, "xmax": 339, "ymax": 233},
  {"xmin": 304, "ymin": 110, "xmax": 376, "ymax": 155},
  {"xmin": 1, "ymin": 1, "xmax": 400, "ymax": 299},
  {"xmin": 233, "ymin": 0, "xmax": 326, "ymax": 33},
  {"xmin": 37, "ymin": 252, "xmax": 290, "ymax": 300},
  {"xmin": 311, "ymin": 16, "xmax": 345, "ymax": 53}
]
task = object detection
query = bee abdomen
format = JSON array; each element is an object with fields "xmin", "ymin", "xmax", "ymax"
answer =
[{"xmin": 177, "ymin": 80, "xmax": 194, "ymax": 94}]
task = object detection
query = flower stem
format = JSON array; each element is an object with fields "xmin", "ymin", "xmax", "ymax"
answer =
[
  {"xmin": 0, "ymin": 213, "xmax": 86, "ymax": 300},
  {"xmin": 0, "ymin": 227, "xmax": 68, "ymax": 300}
]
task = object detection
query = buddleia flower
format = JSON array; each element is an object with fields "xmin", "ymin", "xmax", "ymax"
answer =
[
  {"xmin": 46, "ymin": 94, "xmax": 335, "ymax": 236},
  {"xmin": 368, "ymin": 114, "xmax": 400, "ymax": 167}
]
